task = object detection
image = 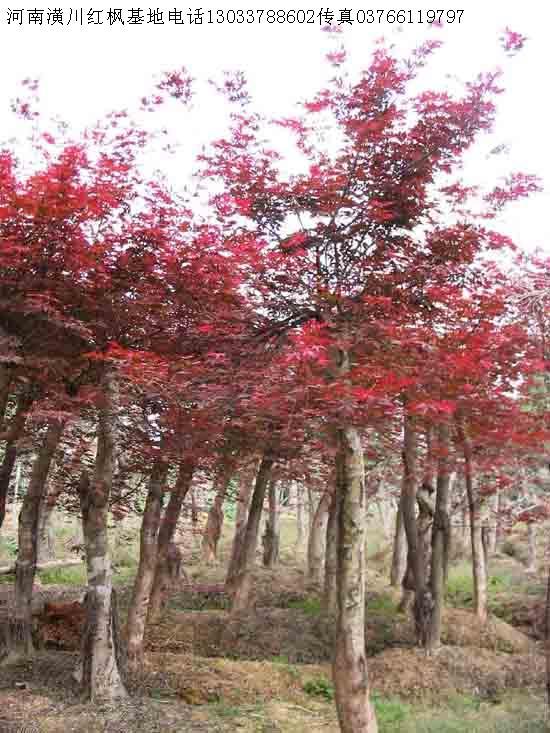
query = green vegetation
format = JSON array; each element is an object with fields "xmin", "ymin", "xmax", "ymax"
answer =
[
  {"xmin": 303, "ymin": 676, "xmax": 334, "ymax": 702},
  {"xmin": 287, "ymin": 597, "xmax": 322, "ymax": 616},
  {"xmin": 38, "ymin": 565, "xmax": 87, "ymax": 585}
]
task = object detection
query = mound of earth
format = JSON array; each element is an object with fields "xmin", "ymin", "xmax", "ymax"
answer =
[
  {"xmin": 146, "ymin": 608, "xmax": 330, "ymax": 663},
  {"xmin": 144, "ymin": 651, "xmax": 327, "ymax": 706},
  {"xmin": 147, "ymin": 600, "xmax": 534, "ymax": 664},
  {"xmin": 441, "ymin": 609, "xmax": 533, "ymax": 653},
  {"xmin": 369, "ymin": 645, "xmax": 544, "ymax": 701}
]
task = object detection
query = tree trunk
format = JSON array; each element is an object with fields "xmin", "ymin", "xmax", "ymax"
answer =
[
  {"xmin": 487, "ymin": 491, "xmax": 498, "ymax": 555},
  {"xmin": 226, "ymin": 463, "xmax": 256, "ymax": 588},
  {"xmin": 201, "ymin": 459, "xmax": 234, "ymax": 565},
  {"xmin": 390, "ymin": 502, "xmax": 407, "ymax": 588},
  {"xmin": 333, "ymin": 424, "xmax": 378, "ymax": 733},
  {"xmin": 0, "ymin": 366, "xmax": 12, "ymax": 424},
  {"xmin": 294, "ymin": 481, "xmax": 308, "ymax": 558},
  {"xmin": 400, "ymin": 411, "xmax": 433, "ymax": 645},
  {"xmin": 526, "ymin": 522, "xmax": 537, "ymax": 573},
  {"xmin": 230, "ymin": 451, "xmax": 275, "ymax": 612},
  {"xmin": 126, "ymin": 460, "xmax": 168, "ymax": 675},
  {"xmin": 262, "ymin": 477, "xmax": 280, "ymax": 568},
  {"xmin": 78, "ymin": 367, "xmax": 127, "ymax": 701},
  {"xmin": 323, "ymin": 482, "xmax": 338, "ymax": 615},
  {"xmin": 0, "ymin": 391, "xmax": 32, "ymax": 531},
  {"xmin": 458, "ymin": 418, "xmax": 488, "ymax": 624},
  {"xmin": 7, "ymin": 420, "xmax": 64, "ymax": 660},
  {"xmin": 426, "ymin": 425, "xmax": 452, "ymax": 653},
  {"xmin": 307, "ymin": 489, "xmax": 331, "ymax": 585},
  {"xmin": 37, "ymin": 490, "xmax": 59, "ymax": 564},
  {"xmin": 147, "ymin": 461, "xmax": 195, "ymax": 622},
  {"xmin": 307, "ymin": 487, "xmax": 316, "ymax": 534}
]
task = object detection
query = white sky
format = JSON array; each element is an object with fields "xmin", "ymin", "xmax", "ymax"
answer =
[{"xmin": 1, "ymin": 0, "xmax": 549, "ymax": 256}]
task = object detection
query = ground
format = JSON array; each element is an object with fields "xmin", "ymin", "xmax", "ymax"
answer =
[{"xmin": 0, "ymin": 513, "xmax": 548, "ymax": 732}]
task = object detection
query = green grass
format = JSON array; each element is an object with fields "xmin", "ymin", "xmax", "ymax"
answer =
[
  {"xmin": 446, "ymin": 562, "xmax": 515, "ymax": 610},
  {"xmin": 287, "ymin": 596, "xmax": 322, "ymax": 616},
  {"xmin": 368, "ymin": 592, "xmax": 399, "ymax": 615},
  {"xmin": 303, "ymin": 676, "xmax": 334, "ymax": 702},
  {"xmin": 375, "ymin": 693, "xmax": 546, "ymax": 732},
  {"xmin": 38, "ymin": 565, "xmax": 87, "ymax": 585}
]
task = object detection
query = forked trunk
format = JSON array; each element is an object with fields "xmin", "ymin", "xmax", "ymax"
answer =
[
  {"xmin": 78, "ymin": 367, "xmax": 127, "ymax": 701},
  {"xmin": 333, "ymin": 426, "xmax": 377, "ymax": 733},
  {"xmin": 148, "ymin": 461, "xmax": 195, "ymax": 622},
  {"xmin": 458, "ymin": 418, "xmax": 488, "ymax": 624},
  {"xmin": 230, "ymin": 451, "xmax": 275, "ymax": 612},
  {"xmin": 126, "ymin": 460, "xmax": 168, "ymax": 675},
  {"xmin": 8, "ymin": 420, "xmax": 64, "ymax": 659},
  {"xmin": 390, "ymin": 502, "xmax": 407, "ymax": 588},
  {"xmin": 307, "ymin": 489, "xmax": 331, "ymax": 585},
  {"xmin": 262, "ymin": 477, "xmax": 280, "ymax": 568}
]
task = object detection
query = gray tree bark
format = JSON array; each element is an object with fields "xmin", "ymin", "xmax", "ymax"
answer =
[
  {"xmin": 230, "ymin": 451, "xmax": 275, "ymax": 612},
  {"xmin": 78, "ymin": 368, "xmax": 127, "ymax": 701},
  {"xmin": 7, "ymin": 420, "xmax": 64, "ymax": 659},
  {"xmin": 126, "ymin": 459, "xmax": 169, "ymax": 675}
]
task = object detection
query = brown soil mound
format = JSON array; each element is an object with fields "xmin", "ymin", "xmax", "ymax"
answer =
[
  {"xmin": 369, "ymin": 645, "xmax": 543, "ymax": 701},
  {"xmin": 441, "ymin": 608, "xmax": 533, "ymax": 653},
  {"xmin": 146, "ymin": 603, "xmax": 534, "ymax": 664},
  {"xmin": 144, "ymin": 652, "xmax": 326, "ymax": 706},
  {"xmin": 146, "ymin": 608, "xmax": 329, "ymax": 663}
]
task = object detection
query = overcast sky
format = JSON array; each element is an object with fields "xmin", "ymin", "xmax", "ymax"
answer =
[{"xmin": 1, "ymin": 1, "xmax": 549, "ymax": 255}]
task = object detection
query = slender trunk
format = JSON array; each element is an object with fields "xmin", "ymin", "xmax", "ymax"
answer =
[
  {"xmin": 307, "ymin": 489, "xmax": 331, "ymax": 585},
  {"xmin": 0, "ymin": 392, "xmax": 32, "ymax": 530},
  {"xmin": 307, "ymin": 487, "xmax": 316, "ymax": 534},
  {"xmin": 0, "ymin": 366, "xmax": 11, "ymax": 424},
  {"xmin": 545, "ymin": 563, "xmax": 550, "ymax": 718},
  {"xmin": 376, "ymin": 497, "xmax": 392, "ymax": 541},
  {"xmin": 487, "ymin": 492, "xmax": 498, "ymax": 555},
  {"xmin": 147, "ymin": 461, "xmax": 195, "ymax": 622},
  {"xmin": 230, "ymin": 451, "xmax": 275, "ymax": 612},
  {"xmin": 0, "ymin": 444, "xmax": 17, "ymax": 531},
  {"xmin": 323, "ymin": 483, "xmax": 338, "ymax": 615},
  {"xmin": 390, "ymin": 502, "xmax": 407, "ymax": 588},
  {"xmin": 226, "ymin": 464, "xmax": 256, "ymax": 588},
  {"xmin": 333, "ymin": 424, "xmax": 377, "ymax": 733},
  {"xmin": 400, "ymin": 411, "xmax": 432, "ymax": 645},
  {"xmin": 37, "ymin": 491, "xmax": 59, "ymax": 564},
  {"xmin": 426, "ymin": 425, "xmax": 452, "ymax": 653},
  {"xmin": 458, "ymin": 419, "xmax": 488, "ymax": 624},
  {"xmin": 262, "ymin": 477, "xmax": 280, "ymax": 568},
  {"xmin": 201, "ymin": 459, "xmax": 234, "ymax": 565},
  {"xmin": 126, "ymin": 460, "xmax": 168, "ymax": 675},
  {"xmin": 7, "ymin": 420, "xmax": 64, "ymax": 659},
  {"xmin": 295, "ymin": 482, "xmax": 308, "ymax": 558},
  {"xmin": 496, "ymin": 490, "xmax": 505, "ymax": 547},
  {"xmin": 526, "ymin": 522, "xmax": 537, "ymax": 573},
  {"xmin": 79, "ymin": 368, "xmax": 127, "ymax": 701}
]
